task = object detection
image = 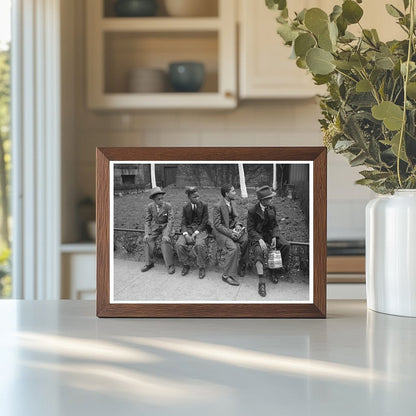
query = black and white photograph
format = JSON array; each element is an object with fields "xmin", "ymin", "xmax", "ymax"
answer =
[{"xmin": 109, "ymin": 161, "xmax": 313, "ymax": 304}]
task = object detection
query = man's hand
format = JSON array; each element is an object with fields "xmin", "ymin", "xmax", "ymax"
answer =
[
  {"xmin": 185, "ymin": 235, "xmax": 194, "ymax": 244},
  {"xmin": 191, "ymin": 230, "xmax": 199, "ymax": 239},
  {"xmin": 271, "ymin": 237, "xmax": 277, "ymax": 249},
  {"xmin": 231, "ymin": 230, "xmax": 240, "ymax": 241},
  {"xmin": 162, "ymin": 235, "xmax": 170, "ymax": 243},
  {"xmin": 143, "ymin": 234, "xmax": 149, "ymax": 242},
  {"xmin": 259, "ymin": 239, "xmax": 267, "ymax": 252}
]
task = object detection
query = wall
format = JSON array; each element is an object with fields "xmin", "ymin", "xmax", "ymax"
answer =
[{"xmin": 61, "ymin": 0, "xmax": 374, "ymax": 243}]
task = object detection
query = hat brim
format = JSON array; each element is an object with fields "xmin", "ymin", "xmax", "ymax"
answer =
[
  {"xmin": 150, "ymin": 191, "xmax": 165, "ymax": 199},
  {"xmin": 259, "ymin": 192, "xmax": 276, "ymax": 200}
]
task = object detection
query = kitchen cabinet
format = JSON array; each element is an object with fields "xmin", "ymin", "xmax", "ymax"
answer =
[
  {"xmin": 86, "ymin": 0, "xmax": 237, "ymax": 109},
  {"xmin": 238, "ymin": 0, "xmax": 325, "ymax": 99},
  {"xmin": 61, "ymin": 244, "xmax": 96, "ymax": 300},
  {"xmin": 238, "ymin": 0, "xmax": 404, "ymax": 99}
]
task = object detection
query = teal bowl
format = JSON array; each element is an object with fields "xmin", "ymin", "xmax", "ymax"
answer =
[
  {"xmin": 168, "ymin": 62, "xmax": 205, "ymax": 92},
  {"xmin": 114, "ymin": 0, "xmax": 157, "ymax": 17}
]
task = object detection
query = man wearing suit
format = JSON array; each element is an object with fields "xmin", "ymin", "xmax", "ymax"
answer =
[
  {"xmin": 247, "ymin": 185, "xmax": 290, "ymax": 297},
  {"xmin": 213, "ymin": 184, "xmax": 248, "ymax": 286},
  {"xmin": 141, "ymin": 186, "xmax": 175, "ymax": 274},
  {"xmin": 176, "ymin": 187, "xmax": 209, "ymax": 279}
]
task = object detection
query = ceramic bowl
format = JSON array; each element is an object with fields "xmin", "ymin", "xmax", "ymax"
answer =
[
  {"xmin": 128, "ymin": 68, "xmax": 167, "ymax": 93},
  {"xmin": 114, "ymin": 0, "xmax": 158, "ymax": 17},
  {"xmin": 168, "ymin": 62, "xmax": 205, "ymax": 92}
]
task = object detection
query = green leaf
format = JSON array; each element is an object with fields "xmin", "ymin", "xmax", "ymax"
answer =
[
  {"xmin": 356, "ymin": 79, "xmax": 372, "ymax": 92},
  {"xmin": 342, "ymin": 0, "xmax": 363, "ymax": 24},
  {"xmin": 277, "ymin": 23, "xmax": 299, "ymax": 43},
  {"xmin": 334, "ymin": 140, "xmax": 355, "ymax": 151},
  {"xmin": 318, "ymin": 27, "xmax": 334, "ymax": 52},
  {"xmin": 333, "ymin": 60, "xmax": 352, "ymax": 70},
  {"xmin": 371, "ymin": 29, "xmax": 380, "ymax": 43},
  {"xmin": 350, "ymin": 151, "xmax": 367, "ymax": 167},
  {"xmin": 372, "ymin": 101, "xmax": 404, "ymax": 131},
  {"xmin": 360, "ymin": 170, "xmax": 391, "ymax": 180},
  {"xmin": 350, "ymin": 54, "xmax": 368, "ymax": 70},
  {"xmin": 336, "ymin": 15, "xmax": 348, "ymax": 36},
  {"xmin": 266, "ymin": 0, "xmax": 287, "ymax": 11},
  {"xmin": 339, "ymin": 31, "xmax": 356, "ymax": 43},
  {"xmin": 375, "ymin": 56, "xmax": 395, "ymax": 70},
  {"xmin": 304, "ymin": 8, "xmax": 329, "ymax": 35},
  {"xmin": 305, "ymin": 48, "xmax": 335, "ymax": 75},
  {"xmin": 294, "ymin": 33, "xmax": 316, "ymax": 58},
  {"xmin": 403, "ymin": 0, "xmax": 409, "ymax": 10},
  {"xmin": 313, "ymin": 74, "xmax": 332, "ymax": 85},
  {"xmin": 330, "ymin": 5, "xmax": 342, "ymax": 22},
  {"xmin": 385, "ymin": 4, "xmax": 404, "ymax": 18},
  {"xmin": 407, "ymin": 82, "xmax": 416, "ymax": 99},
  {"xmin": 296, "ymin": 57, "xmax": 308, "ymax": 69},
  {"xmin": 296, "ymin": 8, "xmax": 307, "ymax": 23},
  {"xmin": 389, "ymin": 132, "xmax": 409, "ymax": 162}
]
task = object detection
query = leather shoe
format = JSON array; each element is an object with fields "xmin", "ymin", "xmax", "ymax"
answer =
[
  {"xmin": 222, "ymin": 275, "xmax": 239, "ymax": 286},
  {"xmin": 181, "ymin": 265, "xmax": 190, "ymax": 276},
  {"xmin": 141, "ymin": 263, "xmax": 154, "ymax": 272},
  {"xmin": 199, "ymin": 268, "xmax": 206, "ymax": 279},
  {"xmin": 168, "ymin": 265, "xmax": 175, "ymax": 274},
  {"xmin": 258, "ymin": 282, "xmax": 266, "ymax": 297},
  {"xmin": 238, "ymin": 263, "xmax": 246, "ymax": 277},
  {"xmin": 271, "ymin": 270, "xmax": 279, "ymax": 284}
]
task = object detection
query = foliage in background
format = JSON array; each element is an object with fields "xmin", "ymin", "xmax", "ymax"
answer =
[
  {"xmin": 0, "ymin": 247, "xmax": 11, "ymax": 298},
  {"xmin": 267, "ymin": 0, "xmax": 416, "ymax": 194},
  {"xmin": 0, "ymin": 43, "xmax": 11, "ymax": 297}
]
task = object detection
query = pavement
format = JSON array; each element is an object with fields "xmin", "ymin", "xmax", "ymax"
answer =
[{"xmin": 113, "ymin": 258, "xmax": 310, "ymax": 303}]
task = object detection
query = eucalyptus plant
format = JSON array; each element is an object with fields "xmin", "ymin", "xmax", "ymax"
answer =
[{"xmin": 266, "ymin": 0, "xmax": 416, "ymax": 193}]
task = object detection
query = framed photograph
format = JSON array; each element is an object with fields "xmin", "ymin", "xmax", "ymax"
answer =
[{"xmin": 96, "ymin": 147, "xmax": 326, "ymax": 318}]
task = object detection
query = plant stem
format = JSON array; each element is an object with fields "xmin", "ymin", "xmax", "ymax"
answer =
[{"xmin": 397, "ymin": 0, "xmax": 415, "ymax": 188}]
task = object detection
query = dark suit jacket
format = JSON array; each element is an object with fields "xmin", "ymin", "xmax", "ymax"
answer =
[
  {"xmin": 180, "ymin": 201, "xmax": 209, "ymax": 234},
  {"xmin": 144, "ymin": 201, "xmax": 173, "ymax": 237},
  {"xmin": 212, "ymin": 199, "xmax": 240, "ymax": 246},
  {"xmin": 247, "ymin": 202, "xmax": 280, "ymax": 242}
]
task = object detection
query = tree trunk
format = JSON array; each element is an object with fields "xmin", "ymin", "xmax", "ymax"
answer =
[
  {"xmin": 238, "ymin": 163, "xmax": 248, "ymax": 198},
  {"xmin": 150, "ymin": 163, "xmax": 156, "ymax": 188},
  {"xmin": 0, "ymin": 131, "xmax": 9, "ymax": 247},
  {"xmin": 272, "ymin": 163, "xmax": 277, "ymax": 190}
]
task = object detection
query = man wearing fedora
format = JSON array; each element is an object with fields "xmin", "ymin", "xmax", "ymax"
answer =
[
  {"xmin": 176, "ymin": 187, "xmax": 209, "ymax": 279},
  {"xmin": 212, "ymin": 184, "xmax": 248, "ymax": 287},
  {"xmin": 247, "ymin": 185, "xmax": 290, "ymax": 297},
  {"xmin": 141, "ymin": 186, "xmax": 175, "ymax": 274}
]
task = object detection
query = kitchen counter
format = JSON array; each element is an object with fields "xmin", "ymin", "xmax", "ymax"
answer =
[{"xmin": 0, "ymin": 300, "xmax": 415, "ymax": 415}]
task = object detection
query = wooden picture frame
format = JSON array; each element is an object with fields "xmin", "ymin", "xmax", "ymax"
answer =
[{"xmin": 96, "ymin": 147, "xmax": 327, "ymax": 317}]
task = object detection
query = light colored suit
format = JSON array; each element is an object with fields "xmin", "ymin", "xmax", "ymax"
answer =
[
  {"xmin": 143, "ymin": 201, "xmax": 174, "ymax": 267},
  {"xmin": 212, "ymin": 199, "xmax": 248, "ymax": 276}
]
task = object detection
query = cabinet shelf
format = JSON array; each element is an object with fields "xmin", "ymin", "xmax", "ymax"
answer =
[
  {"xmin": 86, "ymin": 0, "xmax": 236, "ymax": 109},
  {"xmin": 101, "ymin": 17, "xmax": 221, "ymax": 32}
]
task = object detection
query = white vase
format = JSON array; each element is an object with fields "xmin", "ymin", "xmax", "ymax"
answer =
[{"xmin": 366, "ymin": 189, "xmax": 416, "ymax": 317}]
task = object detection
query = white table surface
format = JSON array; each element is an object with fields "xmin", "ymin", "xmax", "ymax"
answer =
[{"xmin": 0, "ymin": 300, "xmax": 415, "ymax": 416}]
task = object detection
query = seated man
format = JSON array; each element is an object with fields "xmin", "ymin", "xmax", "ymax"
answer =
[
  {"xmin": 176, "ymin": 187, "xmax": 209, "ymax": 279},
  {"xmin": 212, "ymin": 184, "xmax": 248, "ymax": 287},
  {"xmin": 247, "ymin": 185, "xmax": 290, "ymax": 297},
  {"xmin": 141, "ymin": 186, "xmax": 175, "ymax": 275}
]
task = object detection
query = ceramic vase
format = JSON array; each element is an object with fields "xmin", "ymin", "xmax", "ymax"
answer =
[{"xmin": 366, "ymin": 189, "xmax": 416, "ymax": 317}]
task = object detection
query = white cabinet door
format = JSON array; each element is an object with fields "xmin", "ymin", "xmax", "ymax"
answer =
[
  {"xmin": 239, "ymin": 0, "xmax": 403, "ymax": 99},
  {"xmin": 239, "ymin": 0, "xmax": 326, "ymax": 99}
]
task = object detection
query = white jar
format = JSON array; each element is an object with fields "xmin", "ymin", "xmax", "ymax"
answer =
[{"xmin": 366, "ymin": 190, "xmax": 416, "ymax": 317}]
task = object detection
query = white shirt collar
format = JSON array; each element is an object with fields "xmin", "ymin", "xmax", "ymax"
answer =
[{"xmin": 259, "ymin": 202, "xmax": 266, "ymax": 212}]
